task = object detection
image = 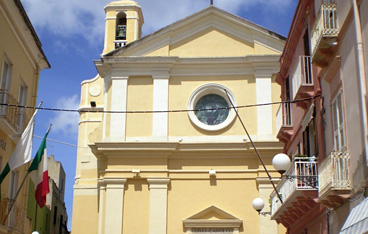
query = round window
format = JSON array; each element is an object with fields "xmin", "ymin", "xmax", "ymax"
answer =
[
  {"xmin": 188, "ymin": 83, "xmax": 237, "ymax": 131},
  {"xmin": 195, "ymin": 94, "xmax": 229, "ymax": 125}
]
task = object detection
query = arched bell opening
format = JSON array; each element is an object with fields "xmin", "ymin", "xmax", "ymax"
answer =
[{"xmin": 116, "ymin": 12, "xmax": 127, "ymax": 40}]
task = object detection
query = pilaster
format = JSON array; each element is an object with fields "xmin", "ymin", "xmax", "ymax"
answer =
[
  {"xmin": 152, "ymin": 74, "xmax": 169, "ymax": 140},
  {"xmin": 110, "ymin": 76, "xmax": 129, "ymax": 141},
  {"xmin": 255, "ymin": 72, "xmax": 273, "ymax": 139},
  {"xmin": 103, "ymin": 178, "xmax": 127, "ymax": 234},
  {"xmin": 147, "ymin": 178, "xmax": 170, "ymax": 234}
]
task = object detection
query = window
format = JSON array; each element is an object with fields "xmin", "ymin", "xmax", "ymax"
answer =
[
  {"xmin": 188, "ymin": 84, "xmax": 237, "ymax": 131},
  {"xmin": 17, "ymin": 81, "xmax": 27, "ymax": 131},
  {"xmin": 285, "ymin": 76, "xmax": 292, "ymax": 125},
  {"xmin": 1, "ymin": 59, "xmax": 12, "ymax": 90},
  {"xmin": 0, "ymin": 59, "xmax": 12, "ymax": 115},
  {"xmin": 332, "ymin": 92, "xmax": 345, "ymax": 151},
  {"xmin": 53, "ymin": 206, "xmax": 58, "ymax": 225},
  {"xmin": 195, "ymin": 94, "xmax": 229, "ymax": 125}
]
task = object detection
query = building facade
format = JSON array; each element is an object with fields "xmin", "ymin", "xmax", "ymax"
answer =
[
  {"xmin": 0, "ymin": 0, "xmax": 49, "ymax": 233},
  {"xmin": 26, "ymin": 156, "xmax": 69, "ymax": 234},
  {"xmin": 273, "ymin": 0, "xmax": 368, "ymax": 233},
  {"xmin": 47, "ymin": 156, "xmax": 69, "ymax": 234},
  {"xmin": 72, "ymin": 1, "xmax": 287, "ymax": 233}
]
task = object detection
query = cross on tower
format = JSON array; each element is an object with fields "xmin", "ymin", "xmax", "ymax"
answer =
[{"xmin": 210, "ymin": 0, "xmax": 213, "ymax": 5}]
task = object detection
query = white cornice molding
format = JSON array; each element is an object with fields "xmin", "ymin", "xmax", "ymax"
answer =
[
  {"xmin": 90, "ymin": 141, "xmax": 283, "ymax": 160},
  {"xmin": 110, "ymin": 7, "xmax": 285, "ymax": 57},
  {"xmin": 95, "ymin": 55, "xmax": 280, "ymax": 77},
  {"xmin": 183, "ymin": 219, "xmax": 242, "ymax": 228}
]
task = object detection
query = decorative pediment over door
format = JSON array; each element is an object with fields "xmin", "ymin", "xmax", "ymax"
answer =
[{"xmin": 183, "ymin": 205, "xmax": 242, "ymax": 234}]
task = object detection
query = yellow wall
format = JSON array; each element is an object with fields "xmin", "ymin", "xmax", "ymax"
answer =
[
  {"xmin": 168, "ymin": 75, "xmax": 257, "ymax": 136},
  {"xmin": 122, "ymin": 179, "xmax": 150, "ymax": 234},
  {"xmin": 170, "ymin": 28, "xmax": 254, "ymax": 57},
  {"xmin": 167, "ymin": 179, "xmax": 260, "ymax": 233},
  {"xmin": 0, "ymin": 12, "xmax": 38, "ymax": 117},
  {"xmin": 126, "ymin": 76, "xmax": 153, "ymax": 137}
]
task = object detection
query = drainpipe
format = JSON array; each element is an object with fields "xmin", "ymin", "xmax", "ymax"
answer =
[{"xmin": 352, "ymin": 0, "xmax": 368, "ymax": 166}]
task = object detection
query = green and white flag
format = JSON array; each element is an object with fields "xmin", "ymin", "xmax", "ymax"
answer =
[{"xmin": 0, "ymin": 109, "xmax": 38, "ymax": 185}]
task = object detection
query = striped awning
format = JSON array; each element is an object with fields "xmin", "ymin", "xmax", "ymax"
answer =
[{"xmin": 340, "ymin": 197, "xmax": 368, "ymax": 234}]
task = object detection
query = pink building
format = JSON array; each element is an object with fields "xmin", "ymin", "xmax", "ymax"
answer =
[{"xmin": 271, "ymin": 0, "xmax": 368, "ymax": 233}]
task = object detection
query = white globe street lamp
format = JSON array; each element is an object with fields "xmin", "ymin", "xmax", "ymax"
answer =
[
  {"xmin": 272, "ymin": 153, "xmax": 291, "ymax": 175},
  {"xmin": 252, "ymin": 198, "xmax": 265, "ymax": 212}
]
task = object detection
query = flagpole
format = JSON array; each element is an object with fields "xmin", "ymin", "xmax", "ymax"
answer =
[{"xmin": 1, "ymin": 102, "xmax": 44, "ymax": 223}]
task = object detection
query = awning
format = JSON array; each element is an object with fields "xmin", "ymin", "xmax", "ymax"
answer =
[{"xmin": 340, "ymin": 197, "xmax": 368, "ymax": 234}]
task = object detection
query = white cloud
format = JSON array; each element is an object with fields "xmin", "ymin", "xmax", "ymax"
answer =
[
  {"xmin": 21, "ymin": 0, "xmax": 292, "ymax": 43},
  {"xmin": 49, "ymin": 95, "xmax": 80, "ymax": 137}
]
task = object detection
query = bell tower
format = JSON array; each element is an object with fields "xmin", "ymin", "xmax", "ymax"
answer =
[{"xmin": 103, "ymin": 0, "xmax": 144, "ymax": 54}]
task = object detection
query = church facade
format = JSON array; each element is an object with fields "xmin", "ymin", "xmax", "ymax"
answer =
[{"xmin": 72, "ymin": 1, "xmax": 286, "ymax": 233}]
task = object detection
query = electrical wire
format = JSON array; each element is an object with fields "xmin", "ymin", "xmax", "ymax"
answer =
[
  {"xmin": 0, "ymin": 95, "xmax": 321, "ymax": 114},
  {"xmin": 34, "ymin": 135, "xmax": 86, "ymax": 148}
]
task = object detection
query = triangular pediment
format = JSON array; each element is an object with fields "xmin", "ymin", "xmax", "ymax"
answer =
[
  {"xmin": 186, "ymin": 205, "xmax": 240, "ymax": 220},
  {"xmin": 105, "ymin": 6, "xmax": 285, "ymax": 58},
  {"xmin": 183, "ymin": 205, "xmax": 242, "ymax": 229}
]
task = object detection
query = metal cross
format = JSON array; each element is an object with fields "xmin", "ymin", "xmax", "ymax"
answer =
[{"xmin": 210, "ymin": 0, "xmax": 213, "ymax": 5}]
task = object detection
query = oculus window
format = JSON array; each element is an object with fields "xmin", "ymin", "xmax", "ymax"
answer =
[{"xmin": 188, "ymin": 83, "xmax": 237, "ymax": 131}]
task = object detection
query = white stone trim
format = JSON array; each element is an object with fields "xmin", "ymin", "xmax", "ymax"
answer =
[
  {"xmin": 147, "ymin": 178, "xmax": 170, "ymax": 234},
  {"xmin": 103, "ymin": 178, "xmax": 127, "ymax": 234},
  {"xmin": 110, "ymin": 76, "xmax": 129, "ymax": 140},
  {"xmin": 256, "ymin": 75, "xmax": 272, "ymax": 137},
  {"xmin": 187, "ymin": 83, "xmax": 237, "ymax": 131},
  {"xmin": 152, "ymin": 75, "xmax": 169, "ymax": 140},
  {"xmin": 98, "ymin": 185, "xmax": 105, "ymax": 234}
]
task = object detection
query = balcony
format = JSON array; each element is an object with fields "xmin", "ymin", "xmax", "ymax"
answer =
[
  {"xmin": 0, "ymin": 197, "xmax": 25, "ymax": 233},
  {"xmin": 276, "ymin": 103, "xmax": 293, "ymax": 144},
  {"xmin": 270, "ymin": 157, "xmax": 318, "ymax": 228},
  {"xmin": 318, "ymin": 150, "xmax": 351, "ymax": 208},
  {"xmin": 292, "ymin": 56, "xmax": 314, "ymax": 109},
  {"xmin": 0, "ymin": 90, "xmax": 30, "ymax": 135},
  {"xmin": 311, "ymin": 4, "xmax": 339, "ymax": 67}
]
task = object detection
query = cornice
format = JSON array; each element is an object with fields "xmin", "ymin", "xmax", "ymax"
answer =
[
  {"xmin": 95, "ymin": 55, "xmax": 281, "ymax": 77},
  {"xmin": 90, "ymin": 141, "xmax": 283, "ymax": 160},
  {"xmin": 106, "ymin": 6, "xmax": 285, "ymax": 57}
]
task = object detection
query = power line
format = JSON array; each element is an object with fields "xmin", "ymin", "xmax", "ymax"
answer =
[
  {"xmin": 0, "ymin": 95, "xmax": 321, "ymax": 114},
  {"xmin": 34, "ymin": 135, "xmax": 85, "ymax": 148}
]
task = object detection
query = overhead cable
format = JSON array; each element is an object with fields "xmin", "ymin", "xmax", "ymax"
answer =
[{"xmin": 0, "ymin": 95, "xmax": 321, "ymax": 114}]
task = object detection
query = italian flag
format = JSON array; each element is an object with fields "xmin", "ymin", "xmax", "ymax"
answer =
[
  {"xmin": 28, "ymin": 129, "xmax": 50, "ymax": 208},
  {"xmin": 0, "ymin": 110, "xmax": 37, "ymax": 187}
]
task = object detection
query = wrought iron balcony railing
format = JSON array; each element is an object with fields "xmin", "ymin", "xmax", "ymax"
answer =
[
  {"xmin": 311, "ymin": 4, "xmax": 338, "ymax": 65},
  {"xmin": 0, "ymin": 89, "xmax": 30, "ymax": 133},
  {"xmin": 319, "ymin": 150, "xmax": 350, "ymax": 198},
  {"xmin": 292, "ymin": 56, "xmax": 313, "ymax": 100},
  {"xmin": 270, "ymin": 157, "xmax": 318, "ymax": 216},
  {"xmin": 276, "ymin": 102, "xmax": 292, "ymax": 130}
]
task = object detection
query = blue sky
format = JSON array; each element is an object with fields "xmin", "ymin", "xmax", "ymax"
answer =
[{"xmin": 20, "ymin": 0, "xmax": 297, "ymax": 229}]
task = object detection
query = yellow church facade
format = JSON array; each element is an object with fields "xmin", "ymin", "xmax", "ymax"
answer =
[{"xmin": 72, "ymin": 1, "xmax": 286, "ymax": 233}]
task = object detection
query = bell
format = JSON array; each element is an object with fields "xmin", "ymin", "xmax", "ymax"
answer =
[{"xmin": 116, "ymin": 25, "xmax": 126, "ymax": 39}]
